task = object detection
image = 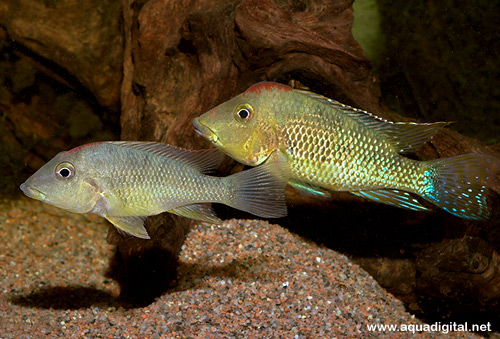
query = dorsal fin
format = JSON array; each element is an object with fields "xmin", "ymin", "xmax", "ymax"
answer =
[
  {"xmin": 297, "ymin": 90, "xmax": 450, "ymax": 153},
  {"xmin": 242, "ymin": 82, "xmax": 292, "ymax": 97},
  {"xmin": 106, "ymin": 141, "xmax": 225, "ymax": 173}
]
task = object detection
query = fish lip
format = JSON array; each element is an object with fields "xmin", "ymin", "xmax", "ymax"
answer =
[
  {"xmin": 193, "ymin": 118, "xmax": 219, "ymax": 144},
  {"xmin": 20, "ymin": 183, "xmax": 46, "ymax": 200}
]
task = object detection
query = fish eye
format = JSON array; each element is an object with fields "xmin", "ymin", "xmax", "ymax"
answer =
[
  {"xmin": 234, "ymin": 104, "xmax": 254, "ymax": 122},
  {"xmin": 55, "ymin": 162, "xmax": 75, "ymax": 180}
]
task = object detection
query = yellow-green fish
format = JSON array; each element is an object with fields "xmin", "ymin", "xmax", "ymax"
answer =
[
  {"xmin": 20, "ymin": 141, "xmax": 287, "ymax": 239},
  {"xmin": 193, "ymin": 82, "xmax": 497, "ymax": 220}
]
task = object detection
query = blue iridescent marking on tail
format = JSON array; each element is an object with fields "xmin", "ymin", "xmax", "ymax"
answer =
[{"xmin": 421, "ymin": 154, "xmax": 496, "ymax": 220}]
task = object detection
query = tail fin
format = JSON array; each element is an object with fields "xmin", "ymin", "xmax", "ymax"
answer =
[
  {"xmin": 224, "ymin": 161, "xmax": 288, "ymax": 218},
  {"xmin": 422, "ymin": 154, "xmax": 498, "ymax": 220}
]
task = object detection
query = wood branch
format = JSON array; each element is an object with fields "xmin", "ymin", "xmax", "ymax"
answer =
[{"xmin": 117, "ymin": 0, "xmax": 500, "ymax": 307}]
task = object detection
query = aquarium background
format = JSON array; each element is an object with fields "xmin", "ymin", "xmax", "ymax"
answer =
[{"xmin": 0, "ymin": 0, "xmax": 499, "ymax": 335}]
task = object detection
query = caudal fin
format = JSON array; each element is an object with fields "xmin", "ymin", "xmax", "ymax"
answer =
[
  {"xmin": 422, "ymin": 154, "xmax": 498, "ymax": 220},
  {"xmin": 224, "ymin": 161, "xmax": 288, "ymax": 218}
]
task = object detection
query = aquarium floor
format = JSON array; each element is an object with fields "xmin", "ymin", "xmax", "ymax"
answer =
[{"xmin": 0, "ymin": 198, "xmax": 482, "ymax": 338}]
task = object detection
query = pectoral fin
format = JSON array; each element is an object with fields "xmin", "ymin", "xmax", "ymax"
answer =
[
  {"xmin": 168, "ymin": 204, "xmax": 222, "ymax": 224},
  {"xmin": 106, "ymin": 216, "xmax": 150, "ymax": 239},
  {"xmin": 351, "ymin": 189, "xmax": 430, "ymax": 211}
]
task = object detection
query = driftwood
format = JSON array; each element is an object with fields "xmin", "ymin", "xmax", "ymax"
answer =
[{"xmin": 2, "ymin": 0, "xmax": 500, "ymax": 316}]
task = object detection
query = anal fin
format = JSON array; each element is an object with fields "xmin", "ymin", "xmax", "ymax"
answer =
[
  {"xmin": 169, "ymin": 203, "xmax": 222, "ymax": 224},
  {"xmin": 106, "ymin": 216, "xmax": 150, "ymax": 239},
  {"xmin": 351, "ymin": 189, "xmax": 430, "ymax": 211}
]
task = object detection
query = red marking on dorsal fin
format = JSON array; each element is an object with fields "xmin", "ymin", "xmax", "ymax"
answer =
[
  {"xmin": 66, "ymin": 142, "xmax": 104, "ymax": 154},
  {"xmin": 242, "ymin": 82, "xmax": 292, "ymax": 97}
]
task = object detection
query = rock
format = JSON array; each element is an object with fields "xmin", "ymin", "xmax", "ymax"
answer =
[
  {"xmin": 0, "ymin": 0, "xmax": 123, "ymax": 109},
  {"xmin": 0, "ymin": 40, "xmax": 118, "ymax": 195},
  {"xmin": 416, "ymin": 236, "xmax": 500, "ymax": 314}
]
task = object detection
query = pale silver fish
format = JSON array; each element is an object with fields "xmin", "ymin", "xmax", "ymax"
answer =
[{"xmin": 20, "ymin": 141, "xmax": 287, "ymax": 239}]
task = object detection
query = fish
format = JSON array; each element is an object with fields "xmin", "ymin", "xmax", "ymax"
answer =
[
  {"xmin": 193, "ymin": 81, "xmax": 498, "ymax": 220},
  {"xmin": 20, "ymin": 141, "xmax": 287, "ymax": 239}
]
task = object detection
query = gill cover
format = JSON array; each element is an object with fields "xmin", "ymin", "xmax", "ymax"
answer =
[{"xmin": 194, "ymin": 84, "xmax": 285, "ymax": 166}]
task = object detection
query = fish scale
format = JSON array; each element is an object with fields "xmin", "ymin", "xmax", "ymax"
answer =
[
  {"xmin": 94, "ymin": 147, "xmax": 230, "ymax": 216},
  {"xmin": 280, "ymin": 101, "xmax": 423, "ymax": 193},
  {"xmin": 20, "ymin": 141, "xmax": 288, "ymax": 239},
  {"xmin": 194, "ymin": 81, "xmax": 497, "ymax": 220}
]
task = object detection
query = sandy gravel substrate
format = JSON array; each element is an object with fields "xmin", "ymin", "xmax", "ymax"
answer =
[{"xmin": 0, "ymin": 198, "xmax": 483, "ymax": 338}]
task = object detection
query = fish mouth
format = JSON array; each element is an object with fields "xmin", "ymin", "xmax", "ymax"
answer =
[
  {"xmin": 20, "ymin": 183, "xmax": 46, "ymax": 200},
  {"xmin": 193, "ymin": 118, "xmax": 220, "ymax": 144}
]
